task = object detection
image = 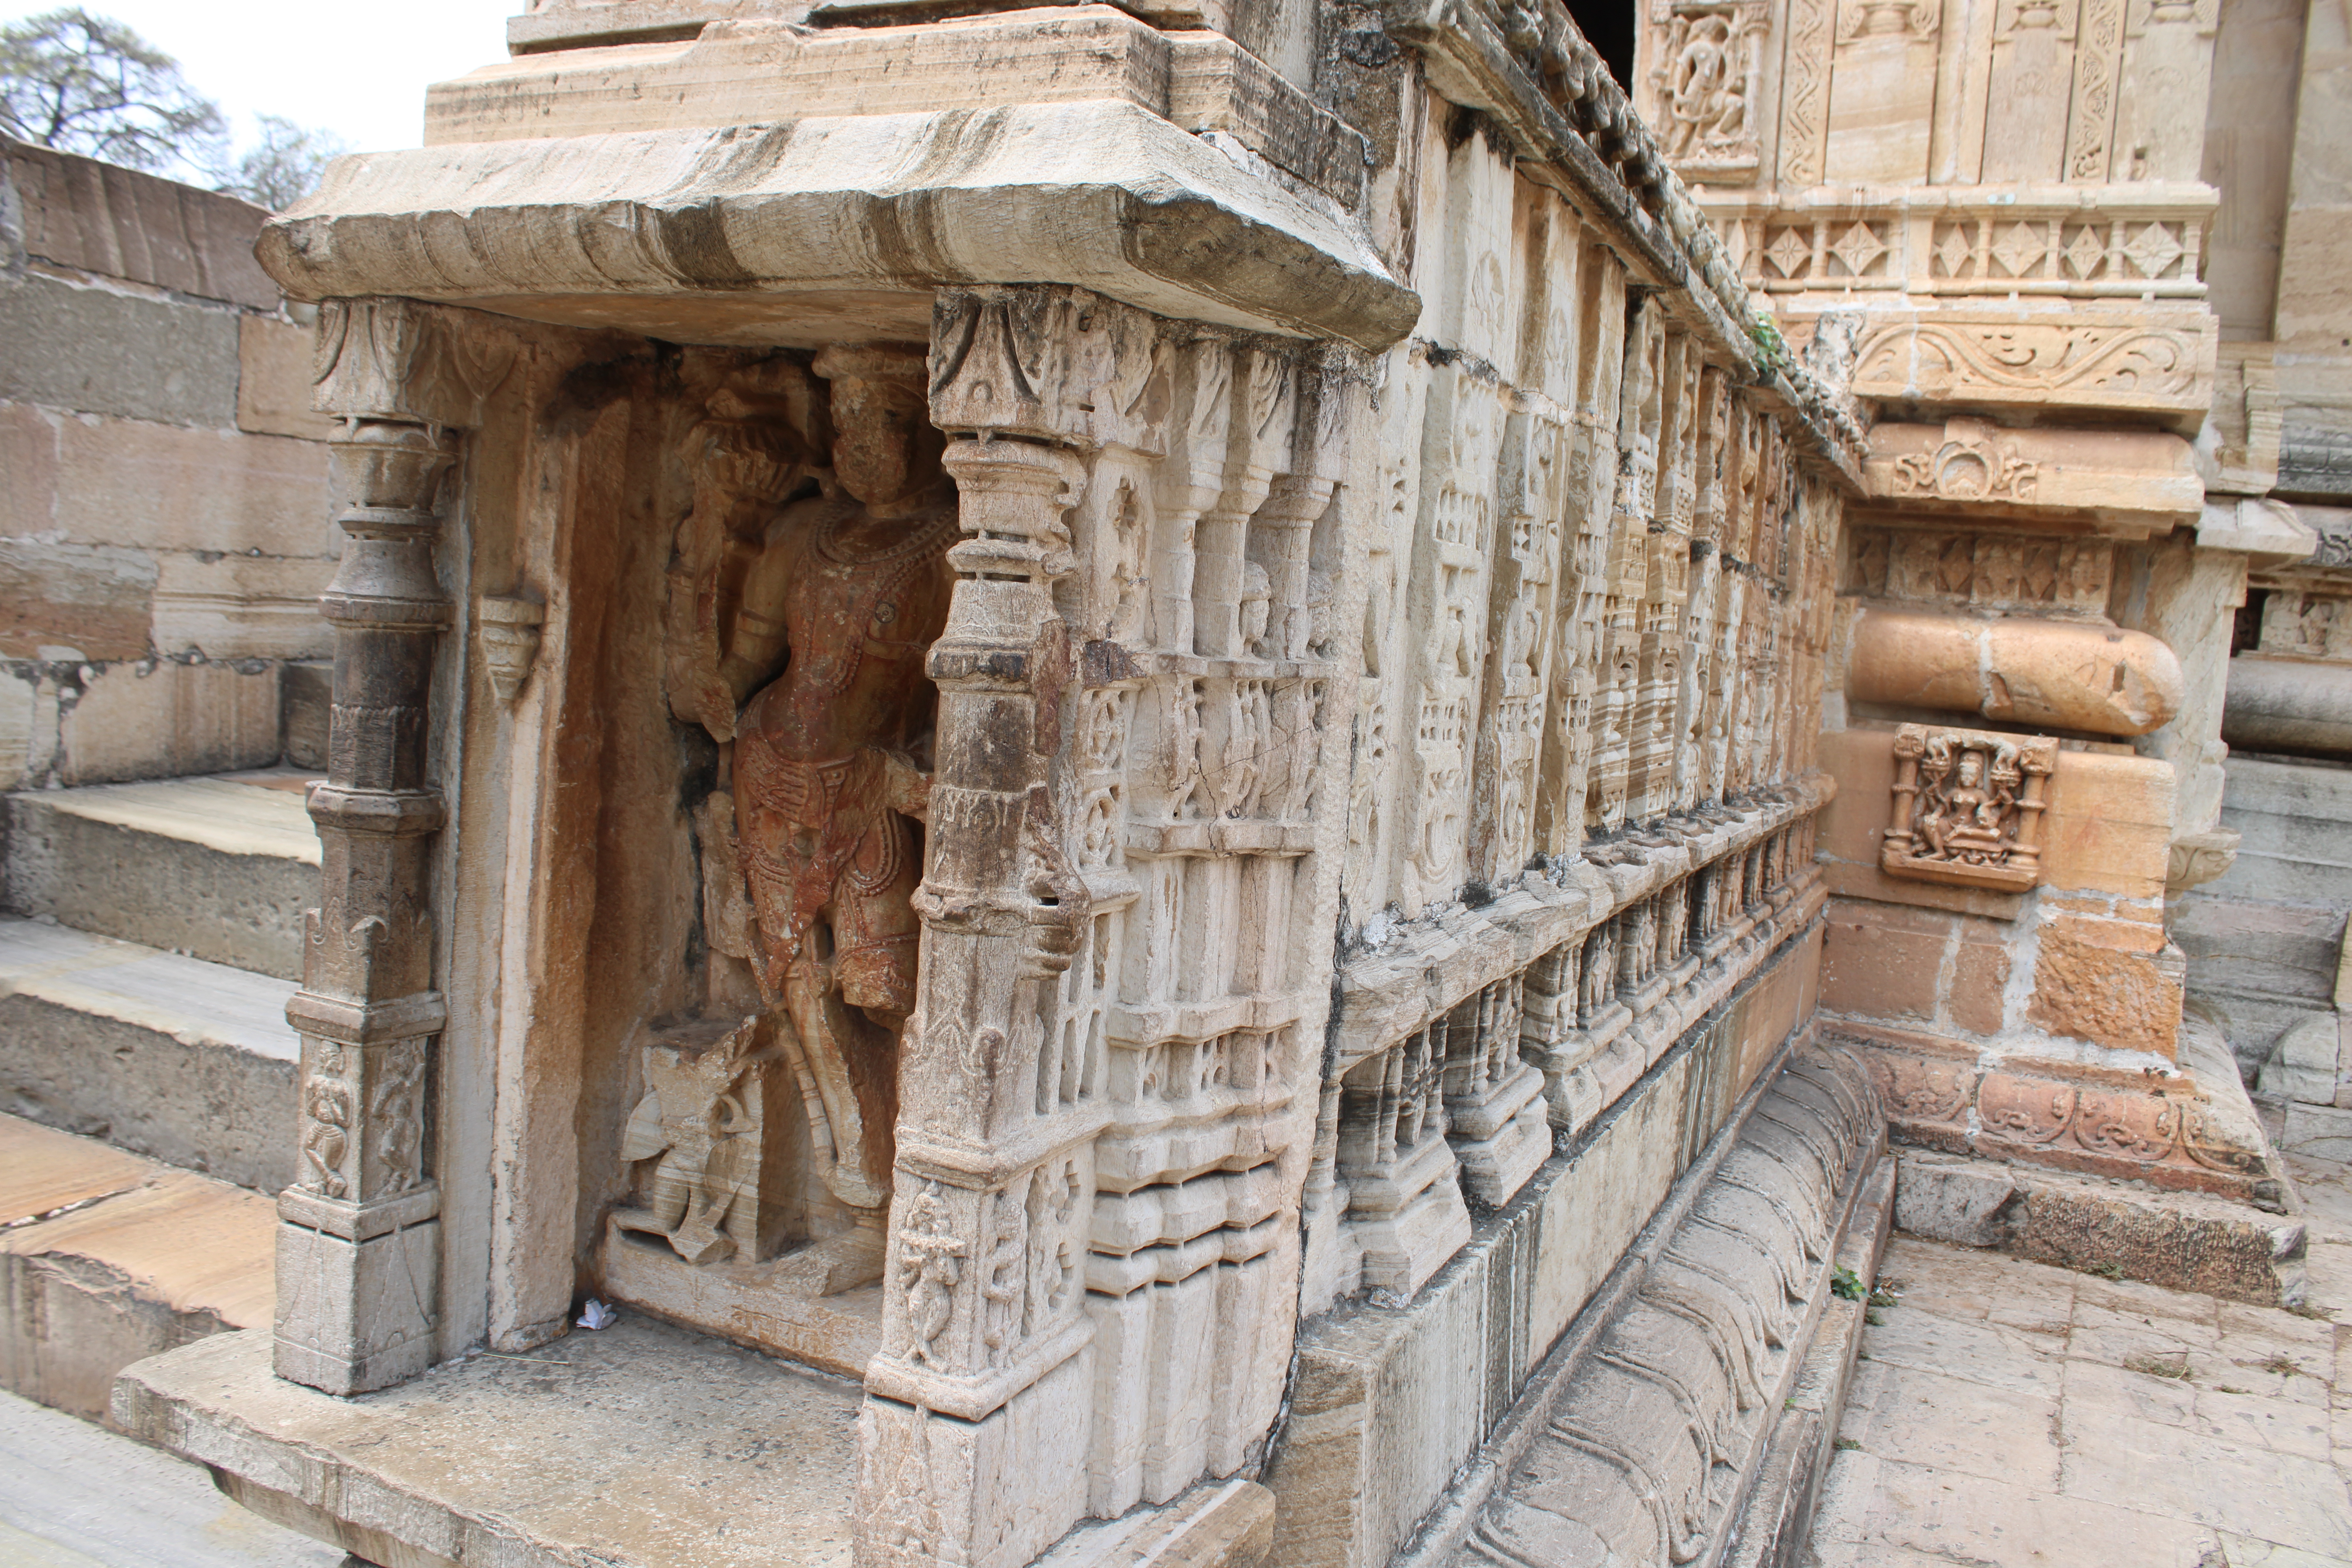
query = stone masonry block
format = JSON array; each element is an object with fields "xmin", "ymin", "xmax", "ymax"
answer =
[
  {"xmin": 0, "ymin": 539, "xmax": 156, "ymax": 660},
  {"xmin": 34, "ymin": 413, "xmax": 338, "ymax": 557},
  {"xmin": 4, "ymin": 139, "xmax": 278, "ymax": 308},
  {"xmin": 58, "ymin": 660, "xmax": 281, "ymax": 785},
  {"xmin": 2028, "ymin": 911, "xmax": 2182, "ymax": 1056},
  {"xmin": 1947, "ymin": 922, "xmax": 2012, "ymax": 1036},
  {"xmin": 0, "ymin": 669, "xmax": 37, "ymax": 792},
  {"xmin": 281, "ymin": 660, "xmax": 330, "ymax": 771},
  {"xmin": 274, "ymin": 1220, "xmax": 440, "ymax": 1395},
  {"xmin": 0, "ymin": 272, "xmax": 240, "ymax": 427},
  {"xmin": 1822, "ymin": 898, "xmax": 1951, "ymax": 1022},
  {"xmin": 151, "ymin": 552, "xmax": 335, "ymax": 661},
  {"xmin": 236, "ymin": 316, "xmax": 338, "ymax": 441}
]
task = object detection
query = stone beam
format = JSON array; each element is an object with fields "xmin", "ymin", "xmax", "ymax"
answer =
[{"xmin": 254, "ymin": 102, "xmax": 1419, "ymax": 355}]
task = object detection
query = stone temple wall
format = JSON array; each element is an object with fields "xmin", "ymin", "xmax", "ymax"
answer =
[{"xmin": 0, "ymin": 138, "xmax": 337, "ymax": 785}]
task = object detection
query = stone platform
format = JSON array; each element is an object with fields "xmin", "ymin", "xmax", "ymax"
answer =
[{"xmin": 114, "ymin": 1314, "xmax": 860, "ymax": 1568}]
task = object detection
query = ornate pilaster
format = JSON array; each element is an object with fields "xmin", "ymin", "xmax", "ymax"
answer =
[
  {"xmin": 857, "ymin": 285, "xmax": 1160, "ymax": 1568},
  {"xmin": 275, "ymin": 298, "xmax": 514, "ymax": 1396}
]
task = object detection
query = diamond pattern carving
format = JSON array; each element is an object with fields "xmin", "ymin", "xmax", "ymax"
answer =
[
  {"xmin": 1829, "ymin": 222, "xmax": 1887, "ymax": 277},
  {"xmin": 1763, "ymin": 229, "xmax": 1812, "ymax": 278},
  {"xmin": 2123, "ymin": 223, "xmax": 2184, "ymax": 279},
  {"xmin": 1989, "ymin": 222, "xmax": 2046, "ymax": 278},
  {"xmin": 2061, "ymin": 226, "xmax": 2107, "ymax": 279},
  {"xmin": 1933, "ymin": 227, "xmax": 1973, "ymax": 278}
]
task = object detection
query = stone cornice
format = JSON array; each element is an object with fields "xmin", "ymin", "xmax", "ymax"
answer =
[{"xmin": 257, "ymin": 101, "xmax": 1419, "ymax": 352}]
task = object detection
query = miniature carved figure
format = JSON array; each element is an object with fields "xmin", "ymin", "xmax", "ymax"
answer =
[
  {"xmin": 1884, "ymin": 724, "xmax": 2057, "ymax": 890},
  {"xmin": 615, "ymin": 1018, "xmax": 766, "ymax": 1266}
]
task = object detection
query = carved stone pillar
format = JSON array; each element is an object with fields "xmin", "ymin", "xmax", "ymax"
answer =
[
  {"xmin": 276, "ymin": 298, "xmax": 513, "ymax": 1396},
  {"xmin": 857, "ymin": 285, "xmax": 1151, "ymax": 1568}
]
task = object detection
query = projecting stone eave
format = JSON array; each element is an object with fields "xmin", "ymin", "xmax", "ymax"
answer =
[{"xmin": 254, "ymin": 100, "xmax": 1423, "ymax": 354}]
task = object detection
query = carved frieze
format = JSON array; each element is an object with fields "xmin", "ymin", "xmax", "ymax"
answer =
[{"xmin": 1882, "ymin": 724, "xmax": 2059, "ymax": 891}]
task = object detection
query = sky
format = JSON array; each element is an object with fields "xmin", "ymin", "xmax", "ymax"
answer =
[{"xmin": 0, "ymin": 0, "xmax": 512, "ymax": 158}]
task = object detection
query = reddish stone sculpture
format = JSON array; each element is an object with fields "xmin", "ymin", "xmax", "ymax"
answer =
[{"xmin": 720, "ymin": 345, "xmax": 956, "ymax": 1216}]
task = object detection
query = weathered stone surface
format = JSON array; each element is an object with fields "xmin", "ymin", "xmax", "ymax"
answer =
[
  {"xmin": 1891, "ymin": 1151, "xmax": 2304, "ymax": 1305},
  {"xmin": 234, "ymin": 316, "xmax": 339, "ymax": 442},
  {"xmin": 0, "ymin": 271, "xmax": 241, "ymax": 427},
  {"xmin": 0, "ymin": 1383, "xmax": 343, "ymax": 1566},
  {"xmin": 1264, "ymin": 923, "xmax": 1857, "ymax": 1568},
  {"xmin": 262, "ymin": 103, "xmax": 1417, "ymax": 351},
  {"xmin": 1812, "ymin": 1226, "xmax": 2352, "ymax": 1567},
  {"xmin": 1851, "ymin": 1016, "xmax": 2281, "ymax": 1204},
  {"xmin": 429, "ymin": 8, "xmax": 1370, "ymax": 204},
  {"xmin": 0, "ymin": 917, "xmax": 297, "ymax": 1191},
  {"xmin": 3, "ymin": 775, "xmax": 321, "ymax": 981},
  {"xmin": 0, "ymin": 1114, "xmax": 273, "ymax": 1423},
  {"xmin": 0, "ymin": 539, "xmax": 156, "ymax": 661},
  {"xmin": 56, "ymin": 659, "xmax": 283, "ymax": 785},
  {"xmin": 2025, "ymin": 910, "xmax": 2182, "ymax": 1058},
  {"xmin": 2223, "ymin": 654, "xmax": 2352, "ymax": 757},
  {"xmin": 1837, "ymin": 307, "xmax": 2219, "ymax": 432},
  {"xmin": 3, "ymin": 135, "xmax": 278, "ymax": 309},
  {"xmin": 1846, "ymin": 607, "xmax": 2184, "ymax": 738},
  {"xmin": 279, "ymin": 659, "xmax": 330, "ymax": 771},
  {"xmin": 1861, "ymin": 420, "xmax": 2203, "ymax": 524},
  {"xmin": 151, "ymin": 552, "xmax": 337, "ymax": 661},
  {"xmin": 1388, "ymin": 1042, "xmax": 1885, "ymax": 1568},
  {"xmin": 114, "ymin": 1316, "xmax": 861, "ymax": 1568}
]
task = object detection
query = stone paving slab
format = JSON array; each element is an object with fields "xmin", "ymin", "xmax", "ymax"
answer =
[
  {"xmin": 1810, "ymin": 1147, "xmax": 2352, "ymax": 1568},
  {"xmin": 0, "ymin": 1387, "xmax": 342, "ymax": 1567}
]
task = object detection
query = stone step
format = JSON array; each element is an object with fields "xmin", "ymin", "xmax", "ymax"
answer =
[
  {"xmin": 0, "ymin": 1113, "xmax": 274, "ymax": 1426},
  {"xmin": 3, "ymin": 772, "xmax": 321, "ymax": 982},
  {"xmin": 0, "ymin": 1387, "xmax": 340, "ymax": 1567},
  {"xmin": 0, "ymin": 918, "xmax": 299, "ymax": 1191}
]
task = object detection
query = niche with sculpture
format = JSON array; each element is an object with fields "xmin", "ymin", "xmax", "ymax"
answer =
[
  {"xmin": 605, "ymin": 344, "xmax": 955, "ymax": 1354},
  {"xmin": 1880, "ymin": 722, "xmax": 2057, "ymax": 891}
]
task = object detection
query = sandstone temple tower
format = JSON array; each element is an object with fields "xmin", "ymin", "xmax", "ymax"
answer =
[{"xmin": 96, "ymin": 1, "xmax": 2343, "ymax": 1565}]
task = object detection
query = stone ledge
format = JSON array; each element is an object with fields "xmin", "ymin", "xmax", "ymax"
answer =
[
  {"xmin": 1381, "ymin": 1042, "xmax": 1890, "ymax": 1568},
  {"xmin": 1267, "ymin": 926, "xmax": 1845, "ymax": 1568},
  {"xmin": 115, "ymin": 1314, "xmax": 861, "ymax": 1568},
  {"xmin": 259, "ymin": 101, "xmax": 1418, "ymax": 353},
  {"xmin": 1891, "ymin": 1148, "xmax": 2308, "ymax": 1306}
]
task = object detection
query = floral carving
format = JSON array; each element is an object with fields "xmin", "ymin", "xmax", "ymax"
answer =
[{"xmin": 1887, "ymin": 434, "xmax": 2039, "ymax": 503}]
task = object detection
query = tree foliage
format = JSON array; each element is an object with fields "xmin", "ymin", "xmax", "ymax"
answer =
[
  {"xmin": 0, "ymin": 7, "xmax": 223, "ymax": 174},
  {"xmin": 0, "ymin": 9, "xmax": 346, "ymax": 209},
  {"xmin": 214, "ymin": 113, "xmax": 347, "ymax": 211}
]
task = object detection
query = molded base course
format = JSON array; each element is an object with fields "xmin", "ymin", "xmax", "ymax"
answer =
[
  {"xmin": 1262, "ymin": 923, "xmax": 1827, "ymax": 1568},
  {"xmin": 113, "ymin": 1315, "xmax": 860, "ymax": 1568}
]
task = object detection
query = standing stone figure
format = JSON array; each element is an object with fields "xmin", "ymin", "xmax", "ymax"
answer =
[{"xmin": 717, "ymin": 345, "xmax": 958, "ymax": 1218}]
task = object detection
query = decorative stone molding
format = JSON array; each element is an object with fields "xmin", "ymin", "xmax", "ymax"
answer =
[
  {"xmin": 259, "ymin": 102, "xmax": 1415, "ymax": 355},
  {"xmin": 1861, "ymin": 421, "xmax": 2201, "ymax": 524},
  {"xmin": 2166, "ymin": 827, "xmax": 2240, "ymax": 895},
  {"xmin": 1887, "ymin": 428, "xmax": 2037, "ymax": 503},
  {"xmin": 1849, "ymin": 1029, "xmax": 2282, "ymax": 1204},
  {"xmin": 1881, "ymin": 724, "xmax": 2058, "ymax": 891},
  {"xmin": 1706, "ymin": 185, "xmax": 2216, "ymax": 301},
  {"xmin": 276, "ymin": 296, "xmax": 517, "ymax": 1396},
  {"xmin": 1846, "ymin": 607, "xmax": 2184, "ymax": 735},
  {"xmin": 1838, "ymin": 307, "xmax": 2217, "ymax": 429},
  {"xmin": 1420, "ymin": 1042, "xmax": 1884, "ymax": 1568}
]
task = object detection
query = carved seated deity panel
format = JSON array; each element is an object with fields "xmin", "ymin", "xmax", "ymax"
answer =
[{"xmin": 1881, "ymin": 722, "xmax": 2058, "ymax": 891}]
